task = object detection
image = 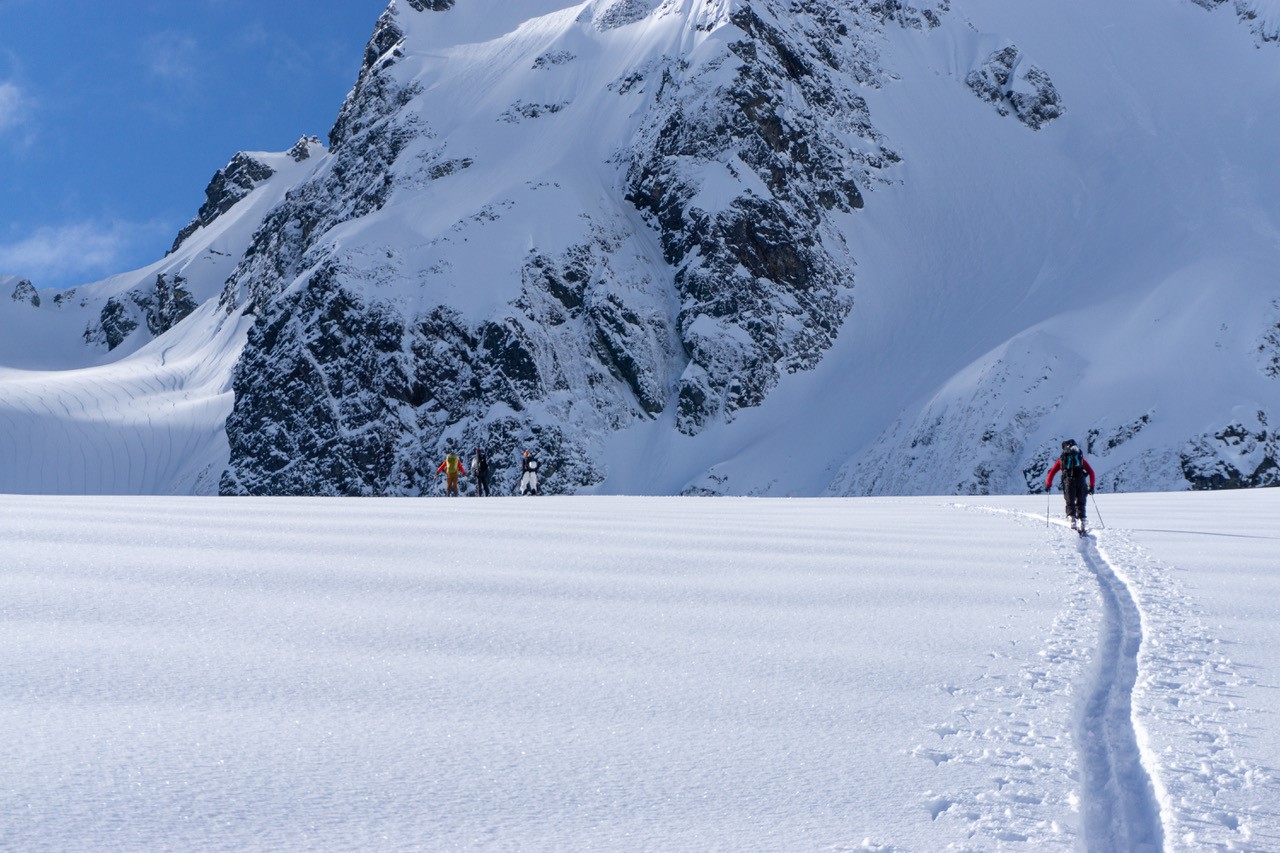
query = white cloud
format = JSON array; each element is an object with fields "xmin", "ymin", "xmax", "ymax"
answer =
[
  {"xmin": 0, "ymin": 81, "xmax": 28, "ymax": 134},
  {"xmin": 144, "ymin": 32, "xmax": 201, "ymax": 85},
  {"xmin": 0, "ymin": 219, "xmax": 169, "ymax": 287}
]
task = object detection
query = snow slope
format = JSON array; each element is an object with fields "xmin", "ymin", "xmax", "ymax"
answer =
[
  {"xmin": 824, "ymin": 0, "xmax": 1280, "ymax": 496},
  {"xmin": 2, "ymin": 490, "xmax": 1276, "ymax": 850}
]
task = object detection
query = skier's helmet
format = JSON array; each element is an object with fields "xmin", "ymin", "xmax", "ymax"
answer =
[{"xmin": 1061, "ymin": 439, "xmax": 1077, "ymax": 451}]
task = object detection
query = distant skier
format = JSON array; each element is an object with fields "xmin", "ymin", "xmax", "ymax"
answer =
[
  {"xmin": 436, "ymin": 452, "xmax": 466, "ymax": 497},
  {"xmin": 471, "ymin": 448, "xmax": 490, "ymax": 497},
  {"xmin": 1045, "ymin": 439, "xmax": 1096, "ymax": 533},
  {"xmin": 519, "ymin": 450, "xmax": 540, "ymax": 496}
]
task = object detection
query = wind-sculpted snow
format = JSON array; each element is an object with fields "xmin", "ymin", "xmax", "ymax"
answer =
[{"xmin": 0, "ymin": 304, "xmax": 247, "ymax": 495}]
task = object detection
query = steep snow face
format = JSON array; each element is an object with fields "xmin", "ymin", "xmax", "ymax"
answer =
[{"xmin": 825, "ymin": 0, "xmax": 1280, "ymax": 495}]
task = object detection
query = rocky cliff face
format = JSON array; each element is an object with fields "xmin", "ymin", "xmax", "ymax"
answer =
[
  {"xmin": 965, "ymin": 45, "xmax": 1063, "ymax": 130},
  {"xmin": 217, "ymin": 0, "xmax": 946, "ymax": 495},
  {"xmin": 622, "ymin": 3, "xmax": 905, "ymax": 433},
  {"xmin": 209, "ymin": 0, "xmax": 1279, "ymax": 498}
]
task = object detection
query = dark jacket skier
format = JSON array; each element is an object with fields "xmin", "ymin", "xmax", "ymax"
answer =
[
  {"xmin": 471, "ymin": 448, "xmax": 490, "ymax": 497},
  {"xmin": 1045, "ymin": 440, "xmax": 1096, "ymax": 529},
  {"xmin": 519, "ymin": 450, "xmax": 540, "ymax": 496}
]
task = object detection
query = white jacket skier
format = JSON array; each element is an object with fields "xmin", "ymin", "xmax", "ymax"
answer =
[{"xmin": 519, "ymin": 451, "xmax": 540, "ymax": 495}]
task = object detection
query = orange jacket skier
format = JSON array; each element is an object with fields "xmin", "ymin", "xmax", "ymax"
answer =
[{"xmin": 436, "ymin": 452, "xmax": 466, "ymax": 497}]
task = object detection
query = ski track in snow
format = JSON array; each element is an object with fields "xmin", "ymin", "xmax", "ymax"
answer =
[
  {"xmin": 924, "ymin": 504, "xmax": 1273, "ymax": 852},
  {"xmin": 1092, "ymin": 528, "xmax": 1275, "ymax": 852},
  {"xmin": 1073, "ymin": 533, "xmax": 1164, "ymax": 852}
]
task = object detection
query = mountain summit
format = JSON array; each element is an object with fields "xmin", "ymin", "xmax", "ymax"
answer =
[{"xmin": 1, "ymin": 0, "xmax": 1277, "ymax": 496}]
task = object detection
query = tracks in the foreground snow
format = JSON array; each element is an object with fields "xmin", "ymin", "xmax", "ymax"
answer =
[{"xmin": 1074, "ymin": 535, "xmax": 1165, "ymax": 852}]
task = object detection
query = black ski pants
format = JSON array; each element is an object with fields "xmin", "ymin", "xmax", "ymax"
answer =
[{"xmin": 1062, "ymin": 475, "xmax": 1087, "ymax": 520}]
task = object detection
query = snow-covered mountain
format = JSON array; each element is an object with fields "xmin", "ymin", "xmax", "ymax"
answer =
[{"xmin": 2, "ymin": 0, "xmax": 1278, "ymax": 496}]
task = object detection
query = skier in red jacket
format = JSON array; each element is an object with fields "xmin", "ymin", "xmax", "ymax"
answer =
[{"xmin": 1045, "ymin": 439, "xmax": 1096, "ymax": 533}]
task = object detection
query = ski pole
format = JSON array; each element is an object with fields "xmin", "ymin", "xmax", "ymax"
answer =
[
  {"xmin": 1045, "ymin": 488, "xmax": 1051, "ymax": 528},
  {"xmin": 1090, "ymin": 491, "xmax": 1106, "ymax": 530}
]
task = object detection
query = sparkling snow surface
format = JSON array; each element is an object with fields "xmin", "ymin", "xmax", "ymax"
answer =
[{"xmin": 2, "ymin": 491, "xmax": 1276, "ymax": 851}]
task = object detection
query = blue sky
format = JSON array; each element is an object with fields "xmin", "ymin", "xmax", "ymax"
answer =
[{"xmin": 0, "ymin": 0, "xmax": 386, "ymax": 289}]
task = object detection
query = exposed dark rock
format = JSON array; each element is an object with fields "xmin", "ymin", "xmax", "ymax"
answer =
[
  {"xmin": 145, "ymin": 274, "xmax": 199, "ymax": 336},
  {"xmin": 169, "ymin": 153, "xmax": 276, "ymax": 254},
  {"xmin": 84, "ymin": 273, "xmax": 198, "ymax": 351},
  {"xmin": 532, "ymin": 51, "xmax": 576, "ymax": 70},
  {"xmin": 593, "ymin": 0, "xmax": 654, "ymax": 31},
  {"xmin": 404, "ymin": 0, "xmax": 454, "ymax": 11},
  {"xmin": 288, "ymin": 135, "xmax": 322, "ymax": 162},
  {"xmin": 1180, "ymin": 414, "xmax": 1279, "ymax": 489},
  {"xmin": 1259, "ymin": 300, "xmax": 1280, "ymax": 378},
  {"xmin": 221, "ymin": 265, "xmax": 411, "ymax": 496},
  {"xmin": 89, "ymin": 298, "xmax": 139, "ymax": 351},
  {"xmin": 222, "ymin": 9, "xmax": 422, "ymax": 315},
  {"xmin": 1191, "ymin": 0, "xmax": 1280, "ymax": 44},
  {"xmin": 219, "ymin": 257, "xmax": 621, "ymax": 496},
  {"xmin": 499, "ymin": 101, "xmax": 569, "ymax": 123},
  {"xmin": 9, "ymin": 278, "xmax": 39, "ymax": 307},
  {"xmin": 967, "ymin": 45, "xmax": 1064, "ymax": 130},
  {"xmin": 862, "ymin": 0, "xmax": 950, "ymax": 29},
  {"xmin": 1087, "ymin": 412, "xmax": 1154, "ymax": 455},
  {"xmin": 623, "ymin": 3, "xmax": 902, "ymax": 432}
]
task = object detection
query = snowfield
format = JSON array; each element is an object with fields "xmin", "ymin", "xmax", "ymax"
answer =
[{"xmin": 2, "ymin": 490, "xmax": 1276, "ymax": 851}]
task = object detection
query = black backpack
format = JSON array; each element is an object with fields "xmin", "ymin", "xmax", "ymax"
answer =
[{"xmin": 1060, "ymin": 441, "xmax": 1084, "ymax": 477}]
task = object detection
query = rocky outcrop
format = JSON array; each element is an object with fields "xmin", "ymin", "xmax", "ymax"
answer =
[
  {"xmin": 1192, "ymin": 0, "xmax": 1280, "ymax": 44},
  {"xmin": 169, "ymin": 153, "xmax": 277, "ymax": 254},
  {"xmin": 220, "ymin": 9, "xmax": 420, "ymax": 316},
  {"xmin": 220, "ymin": 224, "xmax": 675, "ymax": 495},
  {"xmin": 967, "ymin": 45, "xmax": 1064, "ymax": 130},
  {"xmin": 9, "ymin": 278, "xmax": 39, "ymax": 307},
  {"xmin": 287, "ymin": 135, "xmax": 321, "ymax": 162},
  {"xmin": 84, "ymin": 274, "xmax": 198, "ymax": 351},
  {"xmin": 1259, "ymin": 299, "xmax": 1280, "ymax": 378},
  {"xmin": 1179, "ymin": 413, "xmax": 1279, "ymax": 489}
]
